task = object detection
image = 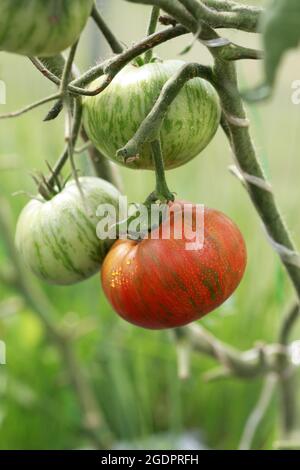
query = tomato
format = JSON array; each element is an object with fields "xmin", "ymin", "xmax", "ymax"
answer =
[
  {"xmin": 0, "ymin": 0, "xmax": 93, "ymax": 56},
  {"xmin": 15, "ymin": 177, "xmax": 122, "ymax": 286},
  {"xmin": 101, "ymin": 201, "xmax": 247, "ymax": 329},
  {"xmin": 83, "ymin": 60, "xmax": 221, "ymax": 170}
]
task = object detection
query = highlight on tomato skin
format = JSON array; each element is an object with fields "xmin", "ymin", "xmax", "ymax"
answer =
[{"xmin": 101, "ymin": 201, "xmax": 247, "ymax": 330}]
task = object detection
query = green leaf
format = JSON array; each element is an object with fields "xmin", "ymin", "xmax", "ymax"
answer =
[{"xmin": 262, "ymin": 0, "xmax": 300, "ymax": 87}]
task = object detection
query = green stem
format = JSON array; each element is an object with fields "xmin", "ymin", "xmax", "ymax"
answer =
[
  {"xmin": 212, "ymin": 57, "xmax": 299, "ymax": 438},
  {"xmin": 127, "ymin": 0, "xmax": 261, "ymax": 32},
  {"xmin": 0, "ymin": 93, "xmax": 61, "ymax": 120},
  {"xmin": 144, "ymin": 6, "xmax": 160, "ymax": 63},
  {"xmin": 46, "ymin": 98, "xmax": 82, "ymax": 191},
  {"xmin": 149, "ymin": 139, "xmax": 174, "ymax": 202},
  {"xmin": 60, "ymin": 40, "xmax": 79, "ymax": 94},
  {"xmin": 71, "ymin": 24, "xmax": 187, "ymax": 90},
  {"xmin": 91, "ymin": 5, "xmax": 124, "ymax": 54}
]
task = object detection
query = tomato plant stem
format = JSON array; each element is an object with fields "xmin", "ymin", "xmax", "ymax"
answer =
[
  {"xmin": 150, "ymin": 139, "xmax": 174, "ymax": 202},
  {"xmin": 144, "ymin": 6, "xmax": 160, "ymax": 63},
  {"xmin": 91, "ymin": 5, "xmax": 124, "ymax": 54}
]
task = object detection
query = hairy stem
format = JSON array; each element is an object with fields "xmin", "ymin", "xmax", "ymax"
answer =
[{"xmin": 71, "ymin": 24, "xmax": 188, "ymax": 89}]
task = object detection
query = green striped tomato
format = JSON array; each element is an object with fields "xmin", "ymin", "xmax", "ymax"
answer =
[
  {"xmin": 0, "ymin": 0, "xmax": 93, "ymax": 56},
  {"xmin": 83, "ymin": 60, "xmax": 221, "ymax": 171},
  {"xmin": 15, "ymin": 177, "xmax": 122, "ymax": 286}
]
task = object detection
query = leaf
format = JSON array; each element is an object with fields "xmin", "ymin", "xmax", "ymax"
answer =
[{"xmin": 262, "ymin": 0, "xmax": 300, "ymax": 87}]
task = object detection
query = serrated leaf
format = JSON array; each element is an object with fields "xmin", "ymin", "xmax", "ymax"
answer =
[{"xmin": 261, "ymin": 0, "xmax": 300, "ymax": 87}]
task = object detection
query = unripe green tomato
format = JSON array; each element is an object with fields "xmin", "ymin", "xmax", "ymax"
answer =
[
  {"xmin": 15, "ymin": 177, "xmax": 122, "ymax": 286},
  {"xmin": 0, "ymin": 0, "xmax": 94, "ymax": 56},
  {"xmin": 83, "ymin": 60, "xmax": 221, "ymax": 170}
]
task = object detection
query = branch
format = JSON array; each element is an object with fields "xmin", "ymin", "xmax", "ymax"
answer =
[
  {"xmin": 126, "ymin": 0, "xmax": 262, "ymax": 62},
  {"xmin": 239, "ymin": 375, "xmax": 277, "ymax": 450},
  {"xmin": 177, "ymin": 325, "xmax": 288, "ymax": 379},
  {"xmin": 278, "ymin": 303, "xmax": 299, "ymax": 434},
  {"xmin": 279, "ymin": 303, "xmax": 300, "ymax": 345},
  {"xmin": 33, "ymin": 55, "xmax": 123, "ymax": 190},
  {"xmin": 29, "ymin": 57, "xmax": 61, "ymax": 86},
  {"xmin": 179, "ymin": 0, "xmax": 260, "ymax": 32},
  {"xmin": 0, "ymin": 93, "xmax": 61, "ymax": 120},
  {"xmin": 126, "ymin": 0, "xmax": 262, "ymax": 32},
  {"xmin": 60, "ymin": 41, "xmax": 79, "ymax": 94},
  {"xmin": 210, "ymin": 43, "xmax": 300, "ymax": 438},
  {"xmin": 46, "ymin": 98, "xmax": 83, "ymax": 191},
  {"xmin": 203, "ymin": 0, "xmax": 263, "ymax": 16},
  {"xmin": 91, "ymin": 5, "xmax": 124, "ymax": 54},
  {"xmin": 0, "ymin": 199, "xmax": 112, "ymax": 448},
  {"xmin": 71, "ymin": 24, "xmax": 188, "ymax": 90},
  {"xmin": 144, "ymin": 6, "xmax": 160, "ymax": 63}
]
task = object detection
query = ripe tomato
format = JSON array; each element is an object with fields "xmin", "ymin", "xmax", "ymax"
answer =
[
  {"xmin": 83, "ymin": 60, "xmax": 221, "ymax": 170},
  {"xmin": 15, "ymin": 177, "xmax": 122, "ymax": 286},
  {"xmin": 0, "ymin": 0, "xmax": 93, "ymax": 56},
  {"xmin": 101, "ymin": 201, "xmax": 247, "ymax": 329}
]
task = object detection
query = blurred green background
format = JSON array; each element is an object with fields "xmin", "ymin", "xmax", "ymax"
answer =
[{"xmin": 0, "ymin": 0, "xmax": 300, "ymax": 450}]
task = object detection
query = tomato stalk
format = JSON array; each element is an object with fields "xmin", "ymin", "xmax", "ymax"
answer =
[
  {"xmin": 91, "ymin": 5, "xmax": 124, "ymax": 54},
  {"xmin": 147, "ymin": 139, "xmax": 174, "ymax": 204},
  {"xmin": 144, "ymin": 6, "xmax": 160, "ymax": 63}
]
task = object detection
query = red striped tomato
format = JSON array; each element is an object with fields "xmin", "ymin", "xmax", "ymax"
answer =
[{"xmin": 101, "ymin": 201, "xmax": 247, "ymax": 329}]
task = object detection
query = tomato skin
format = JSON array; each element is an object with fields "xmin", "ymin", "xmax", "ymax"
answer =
[
  {"xmin": 101, "ymin": 202, "xmax": 247, "ymax": 329},
  {"xmin": 15, "ymin": 177, "xmax": 122, "ymax": 286},
  {"xmin": 83, "ymin": 60, "xmax": 221, "ymax": 170},
  {"xmin": 0, "ymin": 0, "xmax": 93, "ymax": 56}
]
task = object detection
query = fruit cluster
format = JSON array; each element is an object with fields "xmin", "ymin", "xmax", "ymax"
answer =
[{"xmin": 7, "ymin": 2, "xmax": 247, "ymax": 329}]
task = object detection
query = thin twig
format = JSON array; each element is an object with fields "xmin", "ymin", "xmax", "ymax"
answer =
[
  {"xmin": 279, "ymin": 303, "xmax": 300, "ymax": 345},
  {"xmin": 0, "ymin": 93, "xmax": 61, "ymax": 119},
  {"xmin": 71, "ymin": 24, "xmax": 188, "ymax": 90},
  {"xmin": 47, "ymin": 98, "xmax": 83, "ymax": 190},
  {"xmin": 145, "ymin": 6, "xmax": 160, "ymax": 63},
  {"xmin": 60, "ymin": 41, "xmax": 79, "ymax": 93},
  {"xmin": 239, "ymin": 375, "xmax": 277, "ymax": 450},
  {"xmin": 179, "ymin": 324, "xmax": 287, "ymax": 379},
  {"xmin": 91, "ymin": 5, "xmax": 124, "ymax": 53}
]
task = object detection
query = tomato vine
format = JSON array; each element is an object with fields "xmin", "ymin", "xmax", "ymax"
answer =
[{"xmin": 0, "ymin": 0, "xmax": 299, "ymax": 450}]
